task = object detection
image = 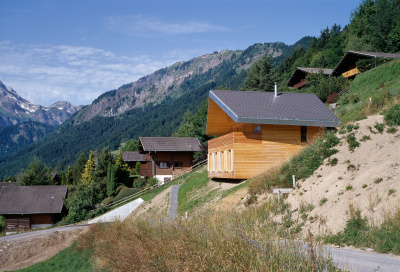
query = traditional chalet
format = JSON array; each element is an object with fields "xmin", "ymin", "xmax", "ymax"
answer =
[
  {"xmin": 331, "ymin": 51, "xmax": 400, "ymax": 78},
  {"xmin": 206, "ymin": 89, "xmax": 341, "ymax": 179},
  {"xmin": 122, "ymin": 151, "xmax": 146, "ymax": 169},
  {"xmin": 287, "ymin": 67, "xmax": 333, "ymax": 89},
  {"xmin": 138, "ymin": 137, "xmax": 201, "ymax": 183},
  {"xmin": 0, "ymin": 185, "xmax": 68, "ymax": 231}
]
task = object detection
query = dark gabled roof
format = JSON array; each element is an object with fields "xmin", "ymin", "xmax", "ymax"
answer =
[
  {"xmin": 139, "ymin": 137, "xmax": 201, "ymax": 152},
  {"xmin": 331, "ymin": 51, "xmax": 400, "ymax": 76},
  {"xmin": 0, "ymin": 185, "xmax": 68, "ymax": 215},
  {"xmin": 287, "ymin": 67, "xmax": 333, "ymax": 87},
  {"xmin": 122, "ymin": 151, "xmax": 145, "ymax": 162},
  {"xmin": 209, "ymin": 90, "xmax": 341, "ymax": 127}
]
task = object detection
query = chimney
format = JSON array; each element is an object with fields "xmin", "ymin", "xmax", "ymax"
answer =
[{"xmin": 274, "ymin": 82, "xmax": 277, "ymax": 97}]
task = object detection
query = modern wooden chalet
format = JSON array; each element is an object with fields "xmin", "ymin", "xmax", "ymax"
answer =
[
  {"xmin": 0, "ymin": 185, "xmax": 68, "ymax": 231},
  {"xmin": 287, "ymin": 67, "xmax": 333, "ymax": 89},
  {"xmin": 206, "ymin": 90, "xmax": 341, "ymax": 179},
  {"xmin": 331, "ymin": 51, "xmax": 400, "ymax": 78},
  {"xmin": 138, "ymin": 137, "xmax": 201, "ymax": 183}
]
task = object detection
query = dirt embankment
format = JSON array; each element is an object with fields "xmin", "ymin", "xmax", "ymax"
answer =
[
  {"xmin": 0, "ymin": 228, "xmax": 85, "ymax": 272},
  {"xmin": 286, "ymin": 115, "xmax": 400, "ymax": 236}
]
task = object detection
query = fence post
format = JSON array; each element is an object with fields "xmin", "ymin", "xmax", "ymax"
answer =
[{"xmin": 292, "ymin": 175, "xmax": 296, "ymax": 188}]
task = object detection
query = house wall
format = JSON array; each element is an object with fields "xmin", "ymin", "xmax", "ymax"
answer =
[
  {"xmin": 5, "ymin": 213, "xmax": 56, "ymax": 230},
  {"xmin": 153, "ymin": 152, "xmax": 194, "ymax": 176},
  {"xmin": 208, "ymin": 125, "xmax": 324, "ymax": 179}
]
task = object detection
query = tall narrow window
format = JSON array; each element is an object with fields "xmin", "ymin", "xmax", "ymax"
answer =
[{"xmin": 301, "ymin": 126, "xmax": 307, "ymax": 143}]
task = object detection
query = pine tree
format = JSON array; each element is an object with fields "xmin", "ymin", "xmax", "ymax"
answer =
[
  {"xmin": 114, "ymin": 148, "xmax": 130, "ymax": 187},
  {"xmin": 61, "ymin": 171, "xmax": 66, "ymax": 185},
  {"xmin": 243, "ymin": 56, "xmax": 277, "ymax": 92},
  {"xmin": 66, "ymin": 166, "xmax": 74, "ymax": 185},
  {"xmin": 81, "ymin": 151, "xmax": 96, "ymax": 185},
  {"xmin": 106, "ymin": 162, "xmax": 116, "ymax": 197}
]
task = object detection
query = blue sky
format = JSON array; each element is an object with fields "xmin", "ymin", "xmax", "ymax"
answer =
[{"xmin": 0, "ymin": 0, "xmax": 361, "ymax": 106}]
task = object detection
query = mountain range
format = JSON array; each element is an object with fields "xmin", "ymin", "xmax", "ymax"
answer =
[
  {"xmin": 0, "ymin": 39, "xmax": 311, "ymax": 178},
  {"xmin": 0, "ymin": 80, "xmax": 83, "ymax": 127}
]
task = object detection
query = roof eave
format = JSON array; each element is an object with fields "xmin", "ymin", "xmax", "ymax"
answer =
[{"xmin": 237, "ymin": 116, "xmax": 341, "ymax": 128}]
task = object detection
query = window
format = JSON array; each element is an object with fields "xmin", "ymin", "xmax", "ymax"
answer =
[
  {"xmin": 301, "ymin": 126, "xmax": 307, "ymax": 143},
  {"xmin": 159, "ymin": 162, "xmax": 169, "ymax": 168},
  {"xmin": 253, "ymin": 124, "xmax": 261, "ymax": 133},
  {"xmin": 174, "ymin": 161, "xmax": 183, "ymax": 168}
]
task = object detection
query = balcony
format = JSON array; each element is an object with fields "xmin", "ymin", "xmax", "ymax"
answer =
[{"xmin": 342, "ymin": 68, "xmax": 360, "ymax": 78}]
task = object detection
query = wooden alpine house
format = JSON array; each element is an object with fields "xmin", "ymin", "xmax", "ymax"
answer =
[
  {"xmin": 331, "ymin": 51, "xmax": 400, "ymax": 78},
  {"xmin": 0, "ymin": 185, "xmax": 68, "ymax": 231},
  {"xmin": 206, "ymin": 89, "xmax": 341, "ymax": 179},
  {"xmin": 287, "ymin": 67, "xmax": 333, "ymax": 89},
  {"xmin": 138, "ymin": 137, "xmax": 201, "ymax": 183}
]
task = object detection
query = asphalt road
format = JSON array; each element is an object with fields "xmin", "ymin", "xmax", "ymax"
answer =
[
  {"xmin": 0, "ymin": 224, "xmax": 89, "ymax": 243},
  {"xmin": 325, "ymin": 245, "xmax": 400, "ymax": 272}
]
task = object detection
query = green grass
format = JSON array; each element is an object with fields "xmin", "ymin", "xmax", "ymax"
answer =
[
  {"xmin": 16, "ymin": 245, "xmax": 94, "ymax": 272},
  {"xmin": 324, "ymin": 207, "xmax": 400, "ymax": 254},
  {"xmin": 177, "ymin": 170, "xmax": 212, "ymax": 214},
  {"xmin": 337, "ymin": 58, "xmax": 400, "ymax": 124}
]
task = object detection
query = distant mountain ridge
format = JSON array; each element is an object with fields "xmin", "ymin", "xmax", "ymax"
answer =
[
  {"xmin": 75, "ymin": 41, "xmax": 296, "ymax": 124},
  {"xmin": 0, "ymin": 80, "xmax": 84, "ymax": 127}
]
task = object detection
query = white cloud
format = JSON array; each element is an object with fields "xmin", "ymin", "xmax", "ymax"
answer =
[
  {"xmin": 106, "ymin": 15, "xmax": 229, "ymax": 37},
  {"xmin": 0, "ymin": 42, "xmax": 176, "ymax": 106}
]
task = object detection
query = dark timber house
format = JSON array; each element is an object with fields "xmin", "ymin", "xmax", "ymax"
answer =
[
  {"xmin": 0, "ymin": 185, "xmax": 68, "ymax": 231},
  {"xmin": 122, "ymin": 151, "xmax": 146, "ymax": 170},
  {"xmin": 287, "ymin": 67, "xmax": 333, "ymax": 89},
  {"xmin": 206, "ymin": 90, "xmax": 341, "ymax": 179},
  {"xmin": 330, "ymin": 51, "xmax": 400, "ymax": 78},
  {"xmin": 138, "ymin": 137, "xmax": 201, "ymax": 183}
]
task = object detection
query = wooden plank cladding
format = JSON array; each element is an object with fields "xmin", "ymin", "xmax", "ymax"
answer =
[{"xmin": 208, "ymin": 126, "xmax": 324, "ymax": 179}]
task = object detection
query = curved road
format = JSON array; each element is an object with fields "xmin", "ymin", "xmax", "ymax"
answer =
[{"xmin": 0, "ymin": 224, "xmax": 89, "ymax": 243}]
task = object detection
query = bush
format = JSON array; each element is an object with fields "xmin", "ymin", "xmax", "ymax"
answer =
[
  {"xmin": 346, "ymin": 133, "xmax": 360, "ymax": 152},
  {"xmin": 384, "ymin": 104, "xmax": 400, "ymax": 126},
  {"xmin": 0, "ymin": 215, "xmax": 4, "ymax": 232},
  {"xmin": 327, "ymin": 93, "xmax": 340, "ymax": 104}
]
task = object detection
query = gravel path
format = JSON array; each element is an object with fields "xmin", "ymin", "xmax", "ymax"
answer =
[{"xmin": 168, "ymin": 185, "xmax": 180, "ymax": 221}]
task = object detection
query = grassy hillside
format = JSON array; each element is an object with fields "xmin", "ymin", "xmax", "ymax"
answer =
[{"xmin": 336, "ymin": 58, "xmax": 400, "ymax": 123}]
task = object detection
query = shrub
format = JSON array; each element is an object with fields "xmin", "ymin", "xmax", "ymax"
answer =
[
  {"xmin": 346, "ymin": 185, "xmax": 353, "ymax": 191},
  {"xmin": 362, "ymin": 184, "xmax": 368, "ymax": 189},
  {"xmin": 360, "ymin": 135, "xmax": 372, "ymax": 142},
  {"xmin": 384, "ymin": 104, "xmax": 400, "ymax": 126},
  {"xmin": 319, "ymin": 197, "xmax": 328, "ymax": 206},
  {"xmin": 327, "ymin": 157, "xmax": 338, "ymax": 166},
  {"xmin": 346, "ymin": 133, "xmax": 360, "ymax": 152},
  {"xmin": 327, "ymin": 93, "xmax": 340, "ymax": 103},
  {"xmin": 374, "ymin": 177, "xmax": 383, "ymax": 184},
  {"xmin": 0, "ymin": 215, "xmax": 4, "ymax": 232},
  {"xmin": 374, "ymin": 122, "xmax": 385, "ymax": 133},
  {"xmin": 387, "ymin": 127, "xmax": 398, "ymax": 134}
]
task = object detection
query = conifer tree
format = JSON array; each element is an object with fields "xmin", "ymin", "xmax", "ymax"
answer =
[
  {"xmin": 114, "ymin": 148, "xmax": 130, "ymax": 187},
  {"xmin": 243, "ymin": 56, "xmax": 277, "ymax": 92},
  {"xmin": 106, "ymin": 162, "xmax": 116, "ymax": 197},
  {"xmin": 81, "ymin": 151, "xmax": 96, "ymax": 185}
]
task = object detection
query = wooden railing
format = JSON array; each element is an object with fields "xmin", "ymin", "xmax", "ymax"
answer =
[{"xmin": 104, "ymin": 159, "xmax": 208, "ymax": 210}]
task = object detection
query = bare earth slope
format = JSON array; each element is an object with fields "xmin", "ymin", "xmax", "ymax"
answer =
[{"xmin": 287, "ymin": 115, "xmax": 400, "ymax": 236}]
